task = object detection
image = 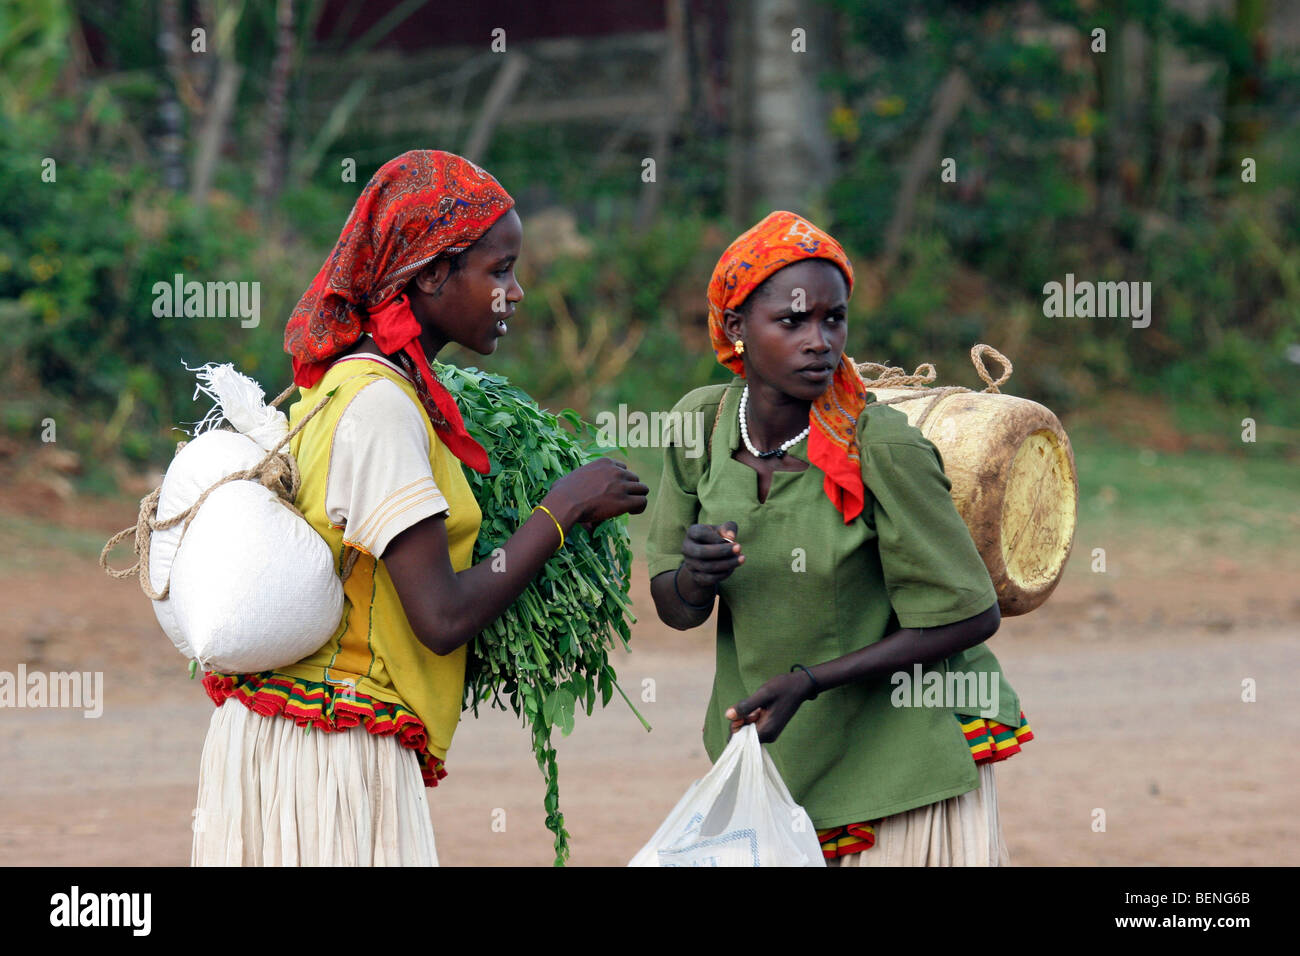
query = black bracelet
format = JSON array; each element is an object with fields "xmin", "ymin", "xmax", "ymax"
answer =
[
  {"xmin": 790, "ymin": 663, "xmax": 821, "ymax": 700},
  {"xmin": 674, "ymin": 564, "xmax": 715, "ymax": 610}
]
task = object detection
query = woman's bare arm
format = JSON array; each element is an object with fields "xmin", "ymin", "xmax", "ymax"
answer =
[
  {"xmin": 800, "ymin": 602, "xmax": 1000, "ymax": 695},
  {"xmin": 726, "ymin": 602, "xmax": 1001, "ymax": 742},
  {"xmin": 383, "ymin": 458, "xmax": 647, "ymax": 655}
]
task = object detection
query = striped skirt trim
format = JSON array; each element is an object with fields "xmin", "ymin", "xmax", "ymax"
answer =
[
  {"xmin": 824, "ymin": 762, "xmax": 1008, "ymax": 867},
  {"xmin": 816, "ymin": 710, "xmax": 1031, "ymax": 861},
  {"xmin": 202, "ymin": 671, "xmax": 447, "ymax": 788}
]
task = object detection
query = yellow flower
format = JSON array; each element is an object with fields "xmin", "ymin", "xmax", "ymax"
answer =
[
  {"xmin": 28, "ymin": 255, "xmax": 55, "ymax": 283},
  {"xmin": 873, "ymin": 95, "xmax": 905, "ymax": 117},
  {"xmin": 830, "ymin": 105, "xmax": 859, "ymax": 142},
  {"xmin": 1073, "ymin": 110, "xmax": 1095, "ymax": 137}
]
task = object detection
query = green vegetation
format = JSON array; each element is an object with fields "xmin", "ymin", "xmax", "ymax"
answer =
[
  {"xmin": 1, "ymin": 0, "xmax": 1295, "ymax": 494},
  {"xmin": 1066, "ymin": 428, "xmax": 1299, "ymax": 573},
  {"xmin": 441, "ymin": 362, "xmax": 647, "ymax": 866}
]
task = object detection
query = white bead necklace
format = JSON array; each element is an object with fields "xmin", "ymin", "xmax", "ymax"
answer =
[{"xmin": 739, "ymin": 384, "xmax": 810, "ymax": 459}]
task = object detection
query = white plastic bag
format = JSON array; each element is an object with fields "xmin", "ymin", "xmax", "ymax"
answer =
[
  {"xmin": 147, "ymin": 363, "xmax": 343, "ymax": 673},
  {"xmin": 629, "ymin": 724, "xmax": 826, "ymax": 867}
]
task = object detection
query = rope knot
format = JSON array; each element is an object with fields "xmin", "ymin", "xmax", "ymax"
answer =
[
  {"xmin": 100, "ymin": 382, "xmax": 336, "ymax": 600},
  {"xmin": 854, "ymin": 343, "xmax": 1016, "ymax": 425},
  {"xmin": 256, "ymin": 452, "xmax": 300, "ymax": 502},
  {"xmin": 970, "ymin": 344, "xmax": 1012, "ymax": 393},
  {"xmin": 856, "ymin": 362, "xmax": 937, "ymax": 390}
]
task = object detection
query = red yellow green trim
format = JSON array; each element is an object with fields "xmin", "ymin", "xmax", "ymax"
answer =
[
  {"xmin": 817, "ymin": 710, "xmax": 1033, "ymax": 860},
  {"xmin": 959, "ymin": 710, "xmax": 1034, "ymax": 764},
  {"xmin": 817, "ymin": 821, "xmax": 877, "ymax": 859},
  {"xmin": 202, "ymin": 671, "xmax": 447, "ymax": 788}
]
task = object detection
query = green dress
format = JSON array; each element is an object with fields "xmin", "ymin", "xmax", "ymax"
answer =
[{"xmin": 644, "ymin": 379, "xmax": 1026, "ymax": 827}]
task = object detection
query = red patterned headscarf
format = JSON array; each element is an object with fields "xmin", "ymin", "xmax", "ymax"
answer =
[
  {"xmin": 283, "ymin": 149, "xmax": 515, "ymax": 474},
  {"xmin": 707, "ymin": 210, "xmax": 867, "ymax": 523}
]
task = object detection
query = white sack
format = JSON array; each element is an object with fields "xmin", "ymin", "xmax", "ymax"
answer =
[
  {"xmin": 167, "ymin": 478, "xmax": 343, "ymax": 673},
  {"xmin": 148, "ymin": 363, "xmax": 342, "ymax": 673},
  {"xmin": 149, "ymin": 430, "xmax": 266, "ymax": 658}
]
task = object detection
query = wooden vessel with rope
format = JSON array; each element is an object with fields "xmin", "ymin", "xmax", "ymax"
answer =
[{"xmin": 856, "ymin": 345, "xmax": 1077, "ymax": 617}]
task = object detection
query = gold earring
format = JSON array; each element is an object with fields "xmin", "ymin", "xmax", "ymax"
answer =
[{"xmin": 734, "ymin": 339, "xmax": 745, "ymax": 356}]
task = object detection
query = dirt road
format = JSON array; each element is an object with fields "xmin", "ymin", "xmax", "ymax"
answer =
[{"xmin": 1, "ymin": 490, "xmax": 1296, "ymax": 865}]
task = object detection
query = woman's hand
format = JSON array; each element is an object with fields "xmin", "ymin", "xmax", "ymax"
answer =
[
  {"xmin": 544, "ymin": 458, "xmax": 649, "ymax": 529},
  {"xmin": 678, "ymin": 521, "xmax": 743, "ymax": 601},
  {"xmin": 725, "ymin": 671, "xmax": 814, "ymax": 744},
  {"xmin": 649, "ymin": 522, "xmax": 743, "ymax": 630}
]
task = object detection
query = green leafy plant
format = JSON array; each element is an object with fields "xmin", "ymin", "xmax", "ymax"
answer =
[{"xmin": 437, "ymin": 362, "xmax": 650, "ymax": 866}]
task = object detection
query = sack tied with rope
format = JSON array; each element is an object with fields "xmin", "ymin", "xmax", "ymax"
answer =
[{"xmin": 100, "ymin": 363, "xmax": 347, "ymax": 674}]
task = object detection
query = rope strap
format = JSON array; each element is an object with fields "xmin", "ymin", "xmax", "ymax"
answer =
[
  {"xmin": 856, "ymin": 344, "xmax": 1013, "ymax": 429},
  {"xmin": 99, "ymin": 381, "xmax": 344, "ymax": 601}
]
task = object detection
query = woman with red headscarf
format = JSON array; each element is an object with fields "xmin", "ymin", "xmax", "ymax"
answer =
[
  {"xmin": 644, "ymin": 211, "xmax": 1032, "ymax": 866},
  {"xmin": 191, "ymin": 150, "xmax": 648, "ymax": 866}
]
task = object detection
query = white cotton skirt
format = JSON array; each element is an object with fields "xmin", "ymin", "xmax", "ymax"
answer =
[
  {"xmin": 191, "ymin": 700, "xmax": 439, "ymax": 866},
  {"xmin": 827, "ymin": 762, "xmax": 1009, "ymax": 867}
]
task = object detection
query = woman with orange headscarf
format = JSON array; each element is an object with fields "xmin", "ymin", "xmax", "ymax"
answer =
[
  {"xmin": 644, "ymin": 211, "xmax": 1032, "ymax": 865},
  {"xmin": 191, "ymin": 150, "xmax": 648, "ymax": 866}
]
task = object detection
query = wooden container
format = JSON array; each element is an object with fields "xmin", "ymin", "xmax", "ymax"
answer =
[{"xmin": 861, "ymin": 351, "xmax": 1077, "ymax": 616}]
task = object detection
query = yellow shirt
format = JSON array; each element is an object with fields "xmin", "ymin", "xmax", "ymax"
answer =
[{"xmin": 274, "ymin": 356, "xmax": 482, "ymax": 766}]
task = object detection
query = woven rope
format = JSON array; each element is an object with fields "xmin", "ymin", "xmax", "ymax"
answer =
[
  {"xmin": 856, "ymin": 344, "xmax": 1013, "ymax": 431},
  {"xmin": 99, "ymin": 381, "xmax": 342, "ymax": 600}
]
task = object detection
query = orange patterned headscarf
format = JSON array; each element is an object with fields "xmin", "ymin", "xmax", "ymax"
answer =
[{"xmin": 707, "ymin": 211, "xmax": 868, "ymax": 523}]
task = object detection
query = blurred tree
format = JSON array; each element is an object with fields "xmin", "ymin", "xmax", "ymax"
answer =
[
  {"xmin": 1222, "ymin": 0, "xmax": 1271, "ymax": 171},
  {"xmin": 258, "ymin": 0, "xmax": 295, "ymax": 203},
  {"xmin": 727, "ymin": 0, "xmax": 835, "ymax": 220},
  {"xmin": 0, "ymin": 0, "xmax": 72, "ymax": 122}
]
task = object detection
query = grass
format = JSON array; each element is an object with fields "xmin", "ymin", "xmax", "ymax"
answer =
[
  {"xmin": 1065, "ymin": 430, "xmax": 1298, "ymax": 577},
  {"xmin": 0, "ymin": 509, "xmax": 123, "ymax": 573}
]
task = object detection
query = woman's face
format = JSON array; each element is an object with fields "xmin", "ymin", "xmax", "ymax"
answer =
[
  {"xmin": 411, "ymin": 208, "xmax": 524, "ymax": 356},
  {"xmin": 725, "ymin": 259, "xmax": 849, "ymax": 401}
]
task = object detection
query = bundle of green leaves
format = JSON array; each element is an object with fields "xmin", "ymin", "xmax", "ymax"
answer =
[{"xmin": 437, "ymin": 362, "xmax": 649, "ymax": 866}]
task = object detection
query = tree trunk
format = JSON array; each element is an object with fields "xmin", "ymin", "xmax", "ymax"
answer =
[
  {"xmin": 1221, "ymin": 0, "xmax": 1271, "ymax": 176},
  {"xmin": 189, "ymin": 3, "xmax": 245, "ymax": 209},
  {"xmin": 727, "ymin": 0, "xmax": 834, "ymax": 221},
  {"xmin": 1092, "ymin": 2, "xmax": 1128, "ymax": 225},
  {"xmin": 259, "ymin": 0, "xmax": 295, "ymax": 204},
  {"xmin": 1141, "ymin": 12, "xmax": 1164, "ymax": 204},
  {"xmin": 462, "ymin": 54, "xmax": 530, "ymax": 164},
  {"xmin": 191, "ymin": 61, "xmax": 241, "ymax": 208},
  {"xmin": 637, "ymin": 0, "xmax": 688, "ymax": 228},
  {"xmin": 157, "ymin": 0, "xmax": 186, "ymax": 190},
  {"xmin": 881, "ymin": 68, "xmax": 970, "ymax": 273}
]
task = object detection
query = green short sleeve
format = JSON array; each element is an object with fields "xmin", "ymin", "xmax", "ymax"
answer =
[
  {"xmin": 860, "ymin": 421, "xmax": 998, "ymax": 629},
  {"xmin": 643, "ymin": 385, "xmax": 729, "ymax": 581}
]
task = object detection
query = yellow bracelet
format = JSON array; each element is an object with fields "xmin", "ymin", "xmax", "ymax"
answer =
[{"xmin": 532, "ymin": 504, "xmax": 565, "ymax": 551}]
